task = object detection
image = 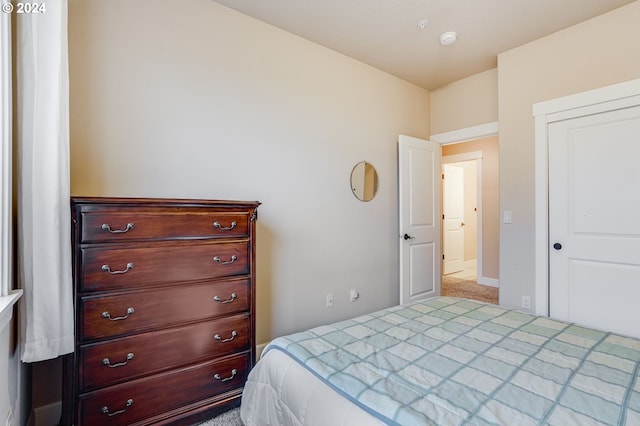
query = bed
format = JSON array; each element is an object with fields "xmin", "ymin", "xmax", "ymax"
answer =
[{"xmin": 240, "ymin": 297, "xmax": 640, "ymax": 425}]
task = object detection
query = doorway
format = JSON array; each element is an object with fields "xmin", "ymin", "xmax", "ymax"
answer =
[
  {"xmin": 442, "ymin": 159, "xmax": 478, "ymax": 279},
  {"xmin": 437, "ymin": 134, "xmax": 500, "ymax": 304},
  {"xmin": 440, "ymin": 138, "xmax": 500, "ymax": 288}
]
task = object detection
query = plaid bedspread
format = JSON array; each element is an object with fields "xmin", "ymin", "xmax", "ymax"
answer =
[{"xmin": 264, "ymin": 297, "xmax": 640, "ymax": 425}]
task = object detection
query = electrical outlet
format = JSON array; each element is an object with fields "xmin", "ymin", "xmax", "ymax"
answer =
[
  {"xmin": 504, "ymin": 210, "xmax": 512, "ymax": 224},
  {"xmin": 350, "ymin": 289, "xmax": 359, "ymax": 302},
  {"xmin": 522, "ymin": 296, "xmax": 531, "ymax": 309},
  {"xmin": 326, "ymin": 293, "xmax": 334, "ymax": 308}
]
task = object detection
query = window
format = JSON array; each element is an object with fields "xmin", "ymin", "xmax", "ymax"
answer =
[{"xmin": 0, "ymin": 5, "xmax": 21, "ymax": 329}]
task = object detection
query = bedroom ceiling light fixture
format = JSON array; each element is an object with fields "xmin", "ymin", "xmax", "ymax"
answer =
[{"xmin": 440, "ymin": 31, "xmax": 457, "ymax": 45}]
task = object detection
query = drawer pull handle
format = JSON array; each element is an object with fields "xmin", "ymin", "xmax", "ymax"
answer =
[
  {"xmin": 102, "ymin": 262, "xmax": 135, "ymax": 274},
  {"xmin": 102, "ymin": 353, "xmax": 134, "ymax": 368},
  {"xmin": 213, "ymin": 221, "xmax": 237, "ymax": 231},
  {"xmin": 102, "ymin": 307, "xmax": 135, "ymax": 321},
  {"xmin": 214, "ymin": 293, "xmax": 237, "ymax": 304},
  {"xmin": 214, "ymin": 330, "xmax": 238, "ymax": 343},
  {"xmin": 213, "ymin": 255, "xmax": 237, "ymax": 265},
  {"xmin": 101, "ymin": 399, "xmax": 133, "ymax": 417},
  {"xmin": 214, "ymin": 369, "xmax": 237, "ymax": 382},
  {"xmin": 101, "ymin": 223, "xmax": 135, "ymax": 233}
]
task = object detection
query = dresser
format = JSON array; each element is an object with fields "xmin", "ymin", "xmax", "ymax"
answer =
[{"xmin": 62, "ymin": 197, "xmax": 260, "ymax": 426}]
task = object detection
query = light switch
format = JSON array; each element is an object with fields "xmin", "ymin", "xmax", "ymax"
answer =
[{"xmin": 503, "ymin": 211, "xmax": 512, "ymax": 224}]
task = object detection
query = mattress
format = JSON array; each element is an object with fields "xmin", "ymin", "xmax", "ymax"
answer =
[{"xmin": 241, "ymin": 297, "xmax": 640, "ymax": 425}]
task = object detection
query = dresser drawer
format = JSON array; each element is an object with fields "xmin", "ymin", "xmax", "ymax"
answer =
[
  {"xmin": 80, "ymin": 313, "xmax": 250, "ymax": 391},
  {"xmin": 80, "ymin": 210, "xmax": 250, "ymax": 243},
  {"xmin": 80, "ymin": 240, "xmax": 249, "ymax": 292},
  {"xmin": 78, "ymin": 353, "xmax": 249, "ymax": 426},
  {"xmin": 80, "ymin": 279, "xmax": 249, "ymax": 341}
]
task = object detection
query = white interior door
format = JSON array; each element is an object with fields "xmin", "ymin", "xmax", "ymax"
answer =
[
  {"xmin": 443, "ymin": 164, "xmax": 464, "ymax": 275},
  {"xmin": 399, "ymin": 135, "xmax": 441, "ymax": 305},
  {"xmin": 549, "ymin": 104, "xmax": 640, "ymax": 338}
]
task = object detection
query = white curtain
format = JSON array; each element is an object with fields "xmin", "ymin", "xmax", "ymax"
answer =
[{"xmin": 16, "ymin": 0, "xmax": 74, "ymax": 362}]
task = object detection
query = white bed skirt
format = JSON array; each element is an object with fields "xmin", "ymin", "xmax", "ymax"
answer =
[{"xmin": 241, "ymin": 349, "xmax": 384, "ymax": 426}]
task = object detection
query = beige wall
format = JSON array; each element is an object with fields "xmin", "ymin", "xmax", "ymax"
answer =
[
  {"xmin": 430, "ymin": 69, "xmax": 498, "ymax": 134},
  {"xmin": 498, "ymin": 0, "xmax": 640, "ymax": 310},
  {"xmin": 442, "ymin": 137, "xmax": 499, "ymax": 280},
  {"xmin": 68, "ymin": 0, "xmax": 430, "ymax": 343}
]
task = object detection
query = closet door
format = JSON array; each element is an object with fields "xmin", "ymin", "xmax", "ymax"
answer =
[{"xmin": 548, "ymin": 104, "xmax": 640, "ymax": 338}]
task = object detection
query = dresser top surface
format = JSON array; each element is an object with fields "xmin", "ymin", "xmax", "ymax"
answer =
[{"xmin": 71, "ymin": 196, "xmax": 261, "ymax": 209}]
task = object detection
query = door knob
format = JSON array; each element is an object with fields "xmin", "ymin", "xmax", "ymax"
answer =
[
  {"xmin": 553, "ymin": 243, "xmax": 562, "ymax": 250},
  {"xmin": 461, "ymin": 222, "xmax": 465, "ymax": 227},
  {"xmin": 403, "ymin": 234, "xmax": 414, "ymax": 240}
]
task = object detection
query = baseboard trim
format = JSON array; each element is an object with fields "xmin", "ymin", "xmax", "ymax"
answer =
[
  {"xmin": 256, "ymin": 342, "xmax": 269, "ymax": 360},
  {"xmin": 463, "ymin": 259, "xmax": 476, "ymax": 269},
  {"xmin": 478, "ymin": 276, "xmax": 499, "ymax": 288},
  {"xmin": 29, "ymin": 401, "xmax": 60, "ymax": 426}
]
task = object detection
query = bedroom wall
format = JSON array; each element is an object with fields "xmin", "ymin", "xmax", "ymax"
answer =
[
  {"xmin": 497, "ymin": 0, "xmax": 640, "ymax": 310},
  {"xmin": 67, "ymin": 0, "xmax": 430, "ymax": 343},
  {"xmin": 430, "ymin": 68, "xmax": 498, "ymax": 135}
]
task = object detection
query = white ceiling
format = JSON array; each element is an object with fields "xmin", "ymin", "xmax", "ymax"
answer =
[{"xmin": 212, "ymin": 0, "xmax": 635, "ymax": 91}]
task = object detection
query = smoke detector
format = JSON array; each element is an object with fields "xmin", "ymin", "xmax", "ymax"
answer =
[{"xmin": 440, "ymin": 31, "xmax": 457, "ymax": 46}]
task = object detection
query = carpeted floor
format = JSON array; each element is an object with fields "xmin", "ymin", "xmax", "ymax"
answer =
[
  {"xmin": 441, "ymin": 274, "xmax": 498, "ymax": 304},
  {"xmin": 197, "ymin": 407, "xmax": 243, "ymax": 426}
]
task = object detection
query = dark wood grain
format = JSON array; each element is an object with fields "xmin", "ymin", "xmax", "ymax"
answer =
[
  {"xmin": 80, "ymin": 279, "xmax": 249, "ymax": 340},
  {"xmin": 81, "ymin": 240, "xmax": 249, "ymax": 292},
  {"xmin": 81, "ymin": 210, "xmax": 250, "ymax": 243},
  {"xmin": 78, "ymin": 354, "xmax": 249, "ymax": 426},
  {"xmin": 80, "ymin": 313, "xmax": 250, "ymax": 391},
  {"xmin": 62, "ymin": 197, "xmax": 259, "ymax": 426}
]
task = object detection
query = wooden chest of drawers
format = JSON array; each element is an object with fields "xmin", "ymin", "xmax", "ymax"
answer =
[{"xmin": 62, "ymin": 197, "xmax": 260, "ymax": 425}]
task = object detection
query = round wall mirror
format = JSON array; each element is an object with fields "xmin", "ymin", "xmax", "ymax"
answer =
[{"xmin": 350, "ymin": 161, "xmax": 378, "ymax": 202}]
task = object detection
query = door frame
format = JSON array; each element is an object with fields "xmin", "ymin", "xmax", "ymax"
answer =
[
  {"xmin": 533, "ymin": 78, "xmax": 640, "ymax": 316},
  {"xmin": 432, "ymin": 122, "xmax": 498, "ymax": 288}
]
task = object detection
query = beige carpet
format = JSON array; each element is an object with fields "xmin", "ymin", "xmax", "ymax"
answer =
[
  {"xmin": 197, "ymin": 407, "xmax": 242, "ymax": 426},
  {"xmin": 441, "ymin": 275, "xmax": 498, "ymax": 304}
]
